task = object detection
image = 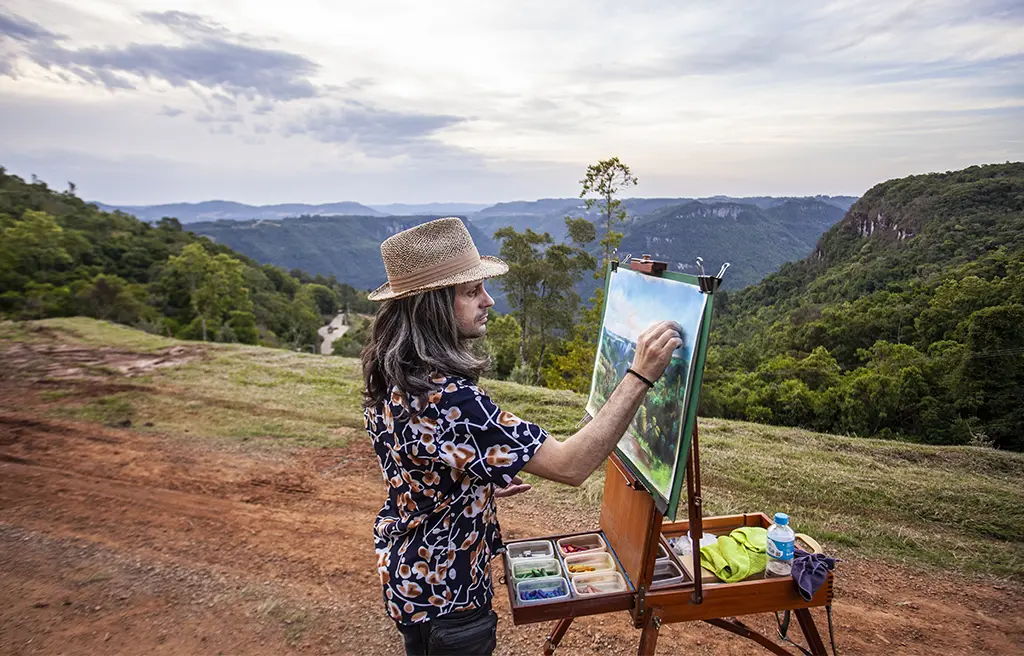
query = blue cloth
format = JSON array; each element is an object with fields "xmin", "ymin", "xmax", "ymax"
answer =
[{"xmin": 791, "ymin": 548, "xmax": 836, "ymax": 602}]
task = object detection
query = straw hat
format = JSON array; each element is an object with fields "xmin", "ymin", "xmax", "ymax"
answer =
[{"xmin": 367, "ymin": 217, "xmax": 508, "ymax": 301}]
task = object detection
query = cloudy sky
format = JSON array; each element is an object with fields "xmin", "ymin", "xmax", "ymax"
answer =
[{"xmin": 1, "ymin": 0, "xmax": 1022, "ymax": 204}]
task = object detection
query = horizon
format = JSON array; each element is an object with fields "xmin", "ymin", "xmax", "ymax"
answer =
[
  {"xmin": 2, "ymin": 1, "xmax": 1022, "ymax": 204},
  {"xmin": 82, "ymin": 191, "xmax": 865, "ymax": 209}
]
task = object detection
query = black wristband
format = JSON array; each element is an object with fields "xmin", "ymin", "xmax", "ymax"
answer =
[{"xmin": 626, "ymin": 368, "xmax": 655, "ymax": 388}]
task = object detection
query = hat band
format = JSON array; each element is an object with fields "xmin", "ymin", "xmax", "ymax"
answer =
[{"xmin": 388, "ymin": 249, "xmax": 481, "ymax": 294}]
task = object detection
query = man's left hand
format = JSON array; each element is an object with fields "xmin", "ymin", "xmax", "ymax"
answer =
[{"xmin": 495, "ymin": 475, "xmax": 532, "ymax": 498}]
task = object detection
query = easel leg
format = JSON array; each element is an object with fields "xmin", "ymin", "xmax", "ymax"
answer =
[
  {"xmin": 637, "ymin": 607, "xmax": 662, "ymax": 656},
  {"xmin": 543, "ymin": 617, "xmax": 573, "ymax": 655},
  {"xmin": 794, "ymin": 608, "xmax": 828, "ymax": 656}
]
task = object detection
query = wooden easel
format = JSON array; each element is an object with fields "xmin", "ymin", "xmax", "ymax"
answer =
[
  {"xmin": 504, "ymin": 443, "xmax": 834, "ymax": 655},
  {"xmin": 503, "ymin": 257, "xmax": 834, "ymax": 655}
]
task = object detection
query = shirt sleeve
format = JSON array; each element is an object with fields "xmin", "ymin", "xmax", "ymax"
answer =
[{"xmin": 430, "ymin": 379, "xmax": 549, "ymax": 487}]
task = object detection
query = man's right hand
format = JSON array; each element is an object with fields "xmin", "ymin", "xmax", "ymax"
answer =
[
  {"xmin": 523, "ymin": 319, "xmax": 686, "ymax": 486},
  {"xmin": 630, "ymin": 321, "xmax": 684, "ymax": 383}
]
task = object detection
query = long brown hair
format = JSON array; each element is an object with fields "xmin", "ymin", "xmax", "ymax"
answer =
[{"xmin": 361, "ymin": 286, "xmax": 487, "ymax": 413}]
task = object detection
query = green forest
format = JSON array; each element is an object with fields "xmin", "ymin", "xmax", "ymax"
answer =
[
  {"xmin": 3, "ymin": 160, "xmax": 1021, "ymax": 452},
  {"xmin": 704, "ymin": 163, "xmax": 1024, "ymax": 451},
  {"xmin": 0, "ymin": 169, "xmax": 375, "ymax": 351}
]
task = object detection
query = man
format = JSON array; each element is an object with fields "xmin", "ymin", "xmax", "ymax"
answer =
[{"xmin": 362, "ymin": 217, "xmax": 681, "ymax": 655}]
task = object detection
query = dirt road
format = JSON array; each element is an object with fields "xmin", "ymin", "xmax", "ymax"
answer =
[
  {"xmin": 317, "ymin": 314, "xmax": 351, "ymax": 355},
  {"xmin": 0, "ymin": 344, "xmax": 1022, "ymax": 654}
]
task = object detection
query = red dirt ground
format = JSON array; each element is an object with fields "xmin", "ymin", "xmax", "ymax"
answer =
[{"xmin": 0, "ymin": 342, "xmax": 1022, "ymax": 655}]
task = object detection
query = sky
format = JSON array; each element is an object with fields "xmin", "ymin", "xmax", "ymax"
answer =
[{"xmin": 1, "ymin": 0, "xmax": 1022, "ymax": 204}]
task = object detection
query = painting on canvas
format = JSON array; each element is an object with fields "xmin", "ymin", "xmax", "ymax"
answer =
[{"xmin": 586, "ymin": 267, "xmax": 708, "ymax": 502}]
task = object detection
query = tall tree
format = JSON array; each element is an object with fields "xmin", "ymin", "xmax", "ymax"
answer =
[
  {"xmin": 580, "ymin": 157, "xmax": 638, "ymax": 274},
  {"xmin": 0, "ymin": 210, "xmax": 73, "ymax": 284},
  {"xmin": 494, "ymin": 221, "xmax": 595, "ymax": 384},
  {"xmin": 162, "ymin": 244, "xmax": 253, "ymax": 342},
  {"xmin": 531, "ymin": 232, "xmax": 596, "ymax": 383},
  {"xmin": 544, "ymin": 159, "xmax": 636, "ymax": 392},
  {"xmin": 494, "ymin": 227, "xmax": 548, "ymax": 375}
]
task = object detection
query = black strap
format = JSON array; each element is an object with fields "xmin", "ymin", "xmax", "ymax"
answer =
[
  {"xmin": 775, "ymin": 607, "xmax": 839, "ymax": 656},
  {"xmin": 775, "ymin": 611, "xmax": 812, "ymax": 656},
  {"xmin": 827, "ymin": 605, "xmax": 838, "ymax": 656},
  {"xmin": 626, "ymin": 368, "xmax": 654, "ymax": 388},
  {"xmin": 776, "ymin": 610, "xmax": 790, "ymax": 639}
]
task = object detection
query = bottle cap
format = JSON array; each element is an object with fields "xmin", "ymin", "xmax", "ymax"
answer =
[{"xmin": 773, "ymin": 512, "xmax": 789, "ymax": 526}]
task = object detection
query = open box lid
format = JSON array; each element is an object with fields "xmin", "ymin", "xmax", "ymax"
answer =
[{"xmin": 598, "ymin": 453, "xmax": 664, "ymax": 590}]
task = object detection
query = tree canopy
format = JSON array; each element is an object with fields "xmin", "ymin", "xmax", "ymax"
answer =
[{"xmin": 0, "ymin": 168, "xmax": 374, "ymax": 351}]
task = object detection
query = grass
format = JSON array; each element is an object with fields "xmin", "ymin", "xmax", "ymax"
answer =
[
  {"xmin": 255, "ymin": 597, "xmax": 308, "ymax": 647},
  {"xmin": 0, "ymin": 317, "xmax": 178, "ymax": 352},
  {"xmin": 5, "ymin": 317, "xmax": 1024, "ymax": 580},
  {"xmin": 4, "ymin": 318, "xmax": 365, "ymax": 448},
  {"xmin": 54, "ymin": 394, "xmax": 137, "ymax": 425},
  {"xmin": 129, "ymin": 349, "xmax": 365, "ymax": 447}
]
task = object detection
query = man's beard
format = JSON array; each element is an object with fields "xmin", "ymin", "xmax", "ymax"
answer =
[{"xmin": 458, "ymin": 316, "xmax": 487, "ymax": 339}]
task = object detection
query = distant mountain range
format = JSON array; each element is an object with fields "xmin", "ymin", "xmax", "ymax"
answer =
[
  {"xmin": 618, "ymin": 199, "xmax": 847, "ymax": 288},
  {"xmin": 92, "ymin": 200, "xmax": 385, "ymax": 223},
  {"xmin": 367, "ymin": 202, "xmax": 492, "ymax": 215},
  {"xmin": 95, "ymin": 194, "xmax": 858, "ymax": 293},
  {"xmin": 469, "ymin": 195, "xmax": 857, "ymax": 244},
  {"xmin": 177, "ymin": 200, "xmax": 848, "ymax": 294},
  {"xmin": 187, "ymin": 214, "xmax": 506, "ymax": 305},
  {"xmin": 470, "ymin": 196, "xmax": 848, "ymax": 290},
  {"xmin": 93, "ymin": 195, "xmax": 858, "ymax": 226}
]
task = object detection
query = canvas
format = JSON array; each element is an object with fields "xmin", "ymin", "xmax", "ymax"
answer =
[{"xmin": 586, "ymin": 266, "xmax": 713, "ymax": 518}]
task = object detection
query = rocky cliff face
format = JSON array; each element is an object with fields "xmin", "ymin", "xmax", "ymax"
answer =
[{"xmin": 813, "ymin": 193, "xmax": 917, "ymax": 264}]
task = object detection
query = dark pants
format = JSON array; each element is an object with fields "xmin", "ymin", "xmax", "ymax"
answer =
[{"xmin": 395, "ymin": 601, "xmax": 498, "ymax": 656}]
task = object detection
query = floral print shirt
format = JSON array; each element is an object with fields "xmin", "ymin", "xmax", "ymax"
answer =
[{"xmin": 366, "ymin": 375, "xmax": 549, "ymax": 625}]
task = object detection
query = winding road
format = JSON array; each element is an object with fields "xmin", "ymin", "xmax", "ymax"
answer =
[{"xmin": 317, "ymin": 313, "xmax": 350, "ymax": 355}]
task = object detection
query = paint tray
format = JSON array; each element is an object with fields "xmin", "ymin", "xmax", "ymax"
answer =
[
  {"xmin": 511, "ymin": 558, "xmax": 562, "ymax": 581},
  {"xmin": 517, "ymin": 576, "xmax": 571, "ymax": 605},
  {"xmin": 571, "ymin": 571, "xmax": 628, "ymax": 597},
  {"xmin": 556, "ymin": 533, "xmax": 606, "ymax": 557},
  {"xmin": 563, "ymin": 551, "xmax": 616, "ymax": 578},
  {"xmin": 650, "ymin": 558, "xmax": 686, "ymax": 589},
  {"xmin": 507, "ymin": 539, "xmax": 555, "ymax": 561}
]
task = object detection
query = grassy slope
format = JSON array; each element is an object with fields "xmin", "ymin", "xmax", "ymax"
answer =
[{"xmin": 4, "ymin": 317, "xmax": 1022, "ymax": 580}]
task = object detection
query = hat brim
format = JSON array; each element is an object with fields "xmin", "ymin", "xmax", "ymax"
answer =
[{"xmin": 367, "ymin": 256, "xmax": 509, "ymax": 302}]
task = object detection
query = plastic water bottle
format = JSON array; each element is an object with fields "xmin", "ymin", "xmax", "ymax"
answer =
[{"xmin": 766, "ymin": 512, "xmax": 795, "ymax": 577}]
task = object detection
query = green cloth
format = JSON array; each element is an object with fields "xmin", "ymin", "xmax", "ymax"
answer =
[
  {"xmin": 699, "ymin": 527, "xmax": 768, "ymax": 583},
  {"xmin": 731, "ymin": 526, "xmax": 767, "ymax": 554}
]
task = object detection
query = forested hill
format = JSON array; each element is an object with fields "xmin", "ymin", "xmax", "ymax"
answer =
[
  {"xmin": 0, "ymin": 169, "xmax": 374, "ymax": 352},
  {"xmin": 469, "ymin": 195, "xmax": 854, "ymax": 245},
  {"xmin": 705, "ymin": 162, "xmax": 1024, "ymax": 451},
  {"xmin": 188, "ymin": 215, "xmax": 500, "ymax": 292},
  {"xmin": 185, "ymin": 197, "xmax": 844, "ymax": 295},
  {"xmin": 618, "ymin": 199, "xmax": 845, "ymax": 289}
]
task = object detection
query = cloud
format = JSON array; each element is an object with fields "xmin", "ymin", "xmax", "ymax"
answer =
[
  {"xmin": 195, "ymin": 111, "xmax": 243, "ymax": 123},
  {"xmin": 0, "ymin": 145, "xmax": 578, "ymax": 205},
  {"xmin": 32, "ymin": 39, "xmax": 319, "ymax": 99},
  {"xmin": 139, "ymin": 10, "xmax": 232, "ymax": 39},
  {"xmin": 0, "ymin": 8, "xmax": 320, "ymax": 100},
  {"xmin": 0, "ymin": 11, "xmax": 57, "ymax": 42},
  {"xmin": 0, "ymin": 10, "xmax": 59, "ymax": 75},
  {"xmin": 571, "ymin": 1, "xmax": 1024, "ymax": 85},
  {"xmin": 1, "ymin": 1, "xmax": 1020, "ymax": 203},
  {"xmin": 287, "ymin": 101, "xmax": 469, "ymax": 158}
]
